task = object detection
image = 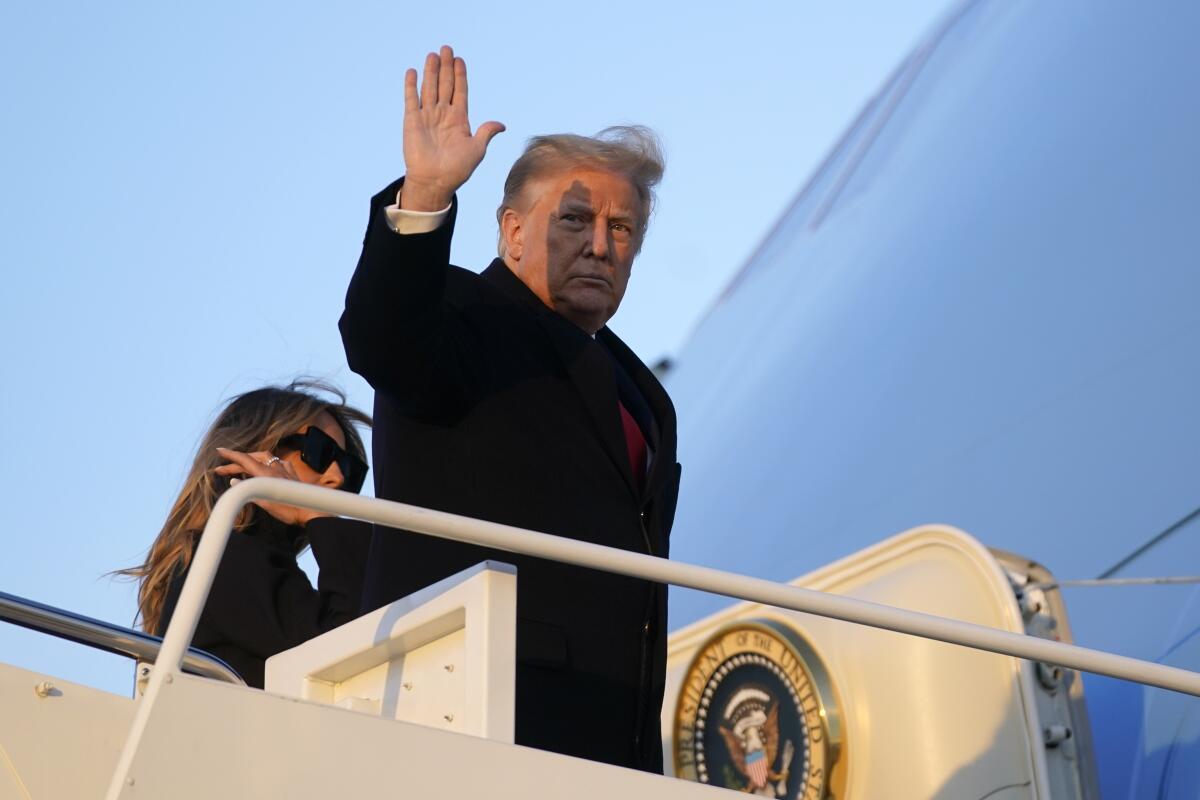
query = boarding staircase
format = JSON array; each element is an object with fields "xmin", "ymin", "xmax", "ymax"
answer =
[{"xmin": 5, "ymin": 478, "xmax": 1200, "ymax": 798}]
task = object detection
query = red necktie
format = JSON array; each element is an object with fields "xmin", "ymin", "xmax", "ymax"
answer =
[{"xmin": 619, "ymin": 400, "xmax": 648, "ymax": 486}]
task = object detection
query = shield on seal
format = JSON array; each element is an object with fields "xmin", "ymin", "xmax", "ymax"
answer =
[{"xmin": 745, "ymin": 749, "xmax": 769, "ymax": 789}]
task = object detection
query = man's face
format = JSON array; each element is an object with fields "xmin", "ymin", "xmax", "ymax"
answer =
[{"xmin": 501, "ymin": 166, "xmax": 642, "ymax": 334}]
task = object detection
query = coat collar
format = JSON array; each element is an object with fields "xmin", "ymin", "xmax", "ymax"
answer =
[
  {"xmin": 598, "ymin": 327, "xmax": 677, "ymax": 503},
  {"xmin": 481, "ymin": 258, "xmax": 547, "ymax": 314},
  {"xmin": 481, "ymin": 260, "xmax": 635, "ymax": 495},
  {"xmin": 480, "ymin": 260, "xmax": 676, "ymax": 504}
]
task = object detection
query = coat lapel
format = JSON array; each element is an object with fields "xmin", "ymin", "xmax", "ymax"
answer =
[
  {"xmin": 599, "ymin": 327, "xmax": 678, "ymax": 504},
  {"xmin": 481, "ymin": 261, "xmax": 637, "ymax": 497}
]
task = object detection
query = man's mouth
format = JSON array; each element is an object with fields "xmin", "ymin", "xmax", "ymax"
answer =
[{"xmin": 571, "ymin": 275, "xmax": 612, "ymax": 288}]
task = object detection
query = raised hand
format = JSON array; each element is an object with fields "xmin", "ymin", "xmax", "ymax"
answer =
[
  {"xmin": 215, "ymin": 447, "xmax": 329, "ymax": 528},
  {"xmin": 400, "ymin": 45, "xmax": 505, "ymax": 211}
]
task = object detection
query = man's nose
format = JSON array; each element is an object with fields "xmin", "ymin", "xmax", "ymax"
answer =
[{"xmin": 588, "ymin": 219, "xmax": 610, "ymax": 260}]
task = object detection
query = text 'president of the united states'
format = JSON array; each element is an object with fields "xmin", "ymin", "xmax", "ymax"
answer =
[{"xmin": 339, "ymin": 46, "xmax": 682, "ymax": 772}]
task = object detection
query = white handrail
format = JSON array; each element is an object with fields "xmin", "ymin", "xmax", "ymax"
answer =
[
  {"xmin": 176, "ymin": 478, "xmax": 1200, "ymax": 695},
  {"xmin": 108, "ymin": 476, "xmax": 1200, "ymax": 797}
]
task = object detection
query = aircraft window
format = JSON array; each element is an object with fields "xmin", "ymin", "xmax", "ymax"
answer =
[{"xmin": 812, "ymin": 0, "xmax": 1004, "ymax": 226}]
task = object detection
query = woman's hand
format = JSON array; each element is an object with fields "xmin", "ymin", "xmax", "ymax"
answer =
[{"xmin": 214, "ymin": 447, "xmax": 330, "ymax": 528}]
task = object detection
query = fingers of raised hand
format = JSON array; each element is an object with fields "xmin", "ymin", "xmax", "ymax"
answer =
[
  {"xmin": 272, "ymin": 459, "xmax": 301, "ymax": 481},
  {"xmin": 404, "ymin": 68, "xmax": 418, "ymax": 113},
  {"xmin": 420, "ymin": 51, "xmax": 440, "ymax": 107},
  {"xmin": 215, "ymin": 447, "xmax": 259, "ymax": 474},
  {"xmin": 412, "ymin": 46, "xmax": 469, "ymax": 112},
  {"xmin": 215, "ymin": 448, "xmax": 296, "ymax": 480},
  {"xmin": 451, "ymin": 57, "xmax": 467, "ymax": 107},
  {"xmin": 474, "ymin": 120, "xmax": 506, "ymax": 148},
  {"xmin": 437, "ymin": 46, "xmax": 455, "ymax": 108},
  {"xmin": 246, "ymin": 451, "xmax": 300, "ymax": 477}
]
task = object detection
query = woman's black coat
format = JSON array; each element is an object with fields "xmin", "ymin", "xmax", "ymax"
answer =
[{"xmin": 157, "ymin": 513, "xmax": 371, "ymax": 688}]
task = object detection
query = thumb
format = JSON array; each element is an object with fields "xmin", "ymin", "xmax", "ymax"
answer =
[{"xmin": 474, "ymin": 120, "xmax": 506, "ymax": 149}]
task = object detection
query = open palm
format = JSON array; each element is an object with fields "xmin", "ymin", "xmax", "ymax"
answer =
[{"xmin": 401, "ymin": 45, "xmax": 505, "ymax": 211}]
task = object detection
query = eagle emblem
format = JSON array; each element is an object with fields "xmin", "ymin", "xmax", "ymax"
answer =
[
  {"xmin": 717, "ymin": 687, "xmax": 796, "ymax": 796},
  {"xmin": 673, "ymin": 621, "xmax": 843, "ymax": 799}
]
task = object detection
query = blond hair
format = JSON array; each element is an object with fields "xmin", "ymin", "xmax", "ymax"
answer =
[
  {"xmin": 496, "ymin": 125, "xmax": 665, "ymax": 256},
  {"xmin": 116, "ymin": 380, "xmax": 371, "ymax": 634}
]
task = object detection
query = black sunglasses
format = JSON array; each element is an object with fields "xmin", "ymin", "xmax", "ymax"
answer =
[{"xmin": 276, "ymin": 426, "xmax": 369, "ymax": 494}]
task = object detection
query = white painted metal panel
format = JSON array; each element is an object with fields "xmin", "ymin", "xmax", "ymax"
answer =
[
  {"xmin": 265, "ymin": 561, "xmax": 517, "ymax": 742},
  {"xmin": 0, "ymin": 663, "xmax": 133, "ymax": 798},
  {"xmin": 664, "ymin": 526, "xmax": 1048, "ymax": 799},
  {"xmin": 110, "ymin": 671, "xmax": 732, "ymax": 799}
]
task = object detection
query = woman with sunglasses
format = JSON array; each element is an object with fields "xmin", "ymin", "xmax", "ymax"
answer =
[{"xmin": 120, "ymin": 380, "xmax": 373, "ymax": 688}]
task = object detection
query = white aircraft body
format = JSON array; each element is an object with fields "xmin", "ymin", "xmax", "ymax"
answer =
[{"xmin": 661, "ymin": 0, "xmax": 1200, "ymax": 796}]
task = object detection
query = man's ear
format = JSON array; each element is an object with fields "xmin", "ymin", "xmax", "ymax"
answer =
[{"xmin": 500, "ymin": 208, "xmax": 524, "ymax": 261}]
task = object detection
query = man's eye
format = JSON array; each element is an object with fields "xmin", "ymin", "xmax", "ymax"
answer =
[{"xmin": 561, "ymin": 213, "xmax": 583, "ymax": 223}]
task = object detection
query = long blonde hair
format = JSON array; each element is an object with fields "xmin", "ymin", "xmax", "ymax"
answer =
[{"xmin": 118, "ymin": 380, "xmax": 371, "ymax": 634}]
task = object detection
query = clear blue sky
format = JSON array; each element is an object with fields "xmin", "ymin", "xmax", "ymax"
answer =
[{"xmin": 0, "ymin": 1, "xmax": 950, "ymax": 694}]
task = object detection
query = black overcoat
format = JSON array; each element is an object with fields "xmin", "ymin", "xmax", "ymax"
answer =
[
  {"xmin": 339, "ymin": 178, "xmax": 681, "ymax": 772},
  {"xmin": 158, "ymin": 514, "xmax": 372, "ymax": 689}
]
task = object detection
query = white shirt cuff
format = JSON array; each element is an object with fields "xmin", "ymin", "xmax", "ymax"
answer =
[{"xmin": 384, "ymin": 190, "xmax": 451, "ymax": 234}]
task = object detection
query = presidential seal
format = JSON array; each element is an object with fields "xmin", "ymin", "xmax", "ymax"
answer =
[{"xmin": 673, "ymin": 620, "xmax": 845, "ymax": 799}]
